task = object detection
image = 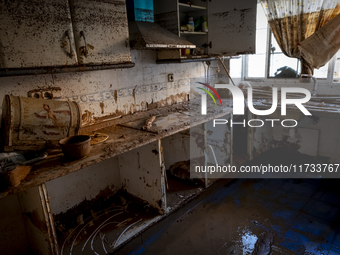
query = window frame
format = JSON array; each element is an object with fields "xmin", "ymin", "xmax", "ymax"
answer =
[{"xmin": 242, "ymin": 5, "xmax": 340, "ymax": 86}]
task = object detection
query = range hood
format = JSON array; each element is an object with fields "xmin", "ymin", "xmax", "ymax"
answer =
[
  {"xmin": 127, "ymin": 0, "xmax": 195, "ymax": 49},
  {"xmin": 129, "ymin": 21, "xmax": 195, "ymax": 49}
]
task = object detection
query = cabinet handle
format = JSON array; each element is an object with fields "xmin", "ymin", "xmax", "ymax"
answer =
[
  {"xmin": 202, "ymin": 41, "xmax": 212, "ymax": 48},
  {"xmin": 65, "ymin": 30, "xmax": 74, "ymax": 59},
  {"xmin": 80, "ymin": 31, "xmax": 88, "ymax": 58}
]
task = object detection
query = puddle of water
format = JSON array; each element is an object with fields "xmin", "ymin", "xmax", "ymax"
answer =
[{"xmin": 237, "ymin": 228, "xmax": 258, "ymax": 254}]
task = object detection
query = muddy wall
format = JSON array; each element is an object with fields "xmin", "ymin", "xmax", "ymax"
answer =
[
  {"xmin": 0, "ymin": 50, "xmax": 220, "ymax": 125},
  {"xmin": 252, "ymin": 110, "xmax": 340, "ymax": 163}
]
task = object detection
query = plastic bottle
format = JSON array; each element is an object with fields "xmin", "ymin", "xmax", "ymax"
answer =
[
  {"xmin": 188, "ymin": 17, "xmax": 194, "ymax": 32},
  {"xmin": 202, "ymin": 17, "xmax": 208, "ymax": 32}
]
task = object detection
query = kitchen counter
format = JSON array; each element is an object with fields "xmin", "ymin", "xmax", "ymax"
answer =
[{"xmin": 0, "ymin": 99, "xmax": 233, "ymax": 200}]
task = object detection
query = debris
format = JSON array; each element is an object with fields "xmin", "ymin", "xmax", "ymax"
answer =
[
  {"xmin": 87, "ymin": 132, "xmax": 109, "ymax": 145},
  {"xmin": 2, "ymin": 165, "xmax": 31, "ymax": 187},
  {"xmin": 142, "ymin": 116, "xmax": 156, "ymax": 131},
  {"xmin": 114, "ymin": 218, "xmax": 143, "ymax": 248},
  {"xmin": 119, "ymin": 195, "xmax": 127, "ymax": 206},
  {"xmin": 252, "ymin": 231, "xmax": 275, "ymax": 255},
  {"xmin": 82, "ymin": 110, "xmax": 95, "ymax": 126},
  {"xmin": 91, "ymin": 210, "xmax": 98, "ymax": 220},
  {"xmin": 77, "ymin": 214, "xmax": 84, "ymax": 225}
]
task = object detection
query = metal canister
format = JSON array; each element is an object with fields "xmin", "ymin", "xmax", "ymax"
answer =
[{"xmin": 2, "ymin": 95, "xmax": 81, "ymax": 151}]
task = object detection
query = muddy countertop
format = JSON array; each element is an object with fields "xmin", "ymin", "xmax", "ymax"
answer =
[{"xmin": 0, "ymin": 99, "xmax": 232, "ymax": 200}]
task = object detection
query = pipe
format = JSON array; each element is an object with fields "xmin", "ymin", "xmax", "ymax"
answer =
[
  {"xmin": 300, "ymin": 74, "xmax": 317, "ymax": 96},
  {"xmin": 38, "ymin": 185, "xmax": 58, "ymax": 255},
  {"xmin": 217, "ymin": 56, "xmax": 236, "ymax": 86},
  {"xmin": 41, "ymin": 184, "xmax": 60, "ymax": 255}
]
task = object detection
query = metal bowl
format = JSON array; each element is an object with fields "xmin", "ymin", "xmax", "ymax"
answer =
[{"xmin": 59, "ymin": 135, "xmax": 91, "ymax": 159}]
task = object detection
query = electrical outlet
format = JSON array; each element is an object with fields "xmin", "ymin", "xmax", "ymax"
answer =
[
  {"xmin": 28, "ymin": 87, "xmax": 62, "ymax": 99},
  {"xmin": 168, "ymin": 73, "xmax": 174, "ymax": 82}
]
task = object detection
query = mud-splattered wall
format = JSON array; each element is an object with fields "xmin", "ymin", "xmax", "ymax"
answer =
[
  {"xmin": 0, "ymin": 50, "xmax": 220, "ymax": 126},
  {"xmin": 252, "ymin": 111, "xmax": 340, "ymax": 163}
]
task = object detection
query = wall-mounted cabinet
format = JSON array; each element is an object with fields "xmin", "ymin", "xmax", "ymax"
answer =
[
  {"xmin": 0, "ymin": 0, "xmax": 78, "ymax": 68},
  {"xmin": 154, "ymin": 0, "xmax": 256, "ymax": 61},
  {"xmin": 70, "ymin": 0, "xmax": 131, "ymax": 65},
  {"xmin": 0, "ymin": 0, "xmax": 133, "ymax": 75}
]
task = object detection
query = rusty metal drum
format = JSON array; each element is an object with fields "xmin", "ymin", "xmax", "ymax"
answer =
[{"xmin": 2, "ymin": 95, "xmax": 81, "ymax": 151}]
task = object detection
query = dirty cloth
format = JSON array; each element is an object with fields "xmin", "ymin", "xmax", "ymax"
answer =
[{"xmin": 261, "ymin": 0, "xmax": 340, "ymax": 75}]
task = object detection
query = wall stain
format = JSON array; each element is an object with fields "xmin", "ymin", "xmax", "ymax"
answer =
[
  {"xmin": 100, "ymin": 102, "xmax": 104, "ymax": 114},
  {"xmin": 114, "ymin": 90, "xmax": 118, "ymax": 103}
]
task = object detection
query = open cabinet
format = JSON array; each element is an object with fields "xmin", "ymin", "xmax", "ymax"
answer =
[
  {"xmin": 0, "ymin": 120, "xmax": 232, "ymax": 254},
  {"xmin": 0, "ymin": 96, "xmax": 234, "ymax": 254},
  {"xmin": 154, "ymin": 0, "xmax": 256, "ymax": 61}
]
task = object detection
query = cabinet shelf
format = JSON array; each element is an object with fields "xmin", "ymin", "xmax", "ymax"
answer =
[
  {"xmin": 0, "ymin": 62, "xmax": 135, "ymax": 77},
  {"xmin": 156, "ymin": 55, "xmax": 239, "ymax": 64},
  {"xmin": 180, "ymin": 31, "xmax": 207, "ymax": 35},
  {"xmin": 154, "ymin": 0, "xmax": 256, "ymax": 58},
  {"xmin": 178, "ymin": 3, "xmax": 206, "ymax": 12}
]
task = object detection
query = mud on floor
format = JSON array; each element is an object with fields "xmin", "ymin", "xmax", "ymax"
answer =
[{"xmin": 55, "ymin": 191, "xmax": 159, "ymax": 254}]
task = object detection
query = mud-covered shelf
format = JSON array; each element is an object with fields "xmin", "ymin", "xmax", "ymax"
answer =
[
  {"xmin": 180, "ymin": 31, "xmax": 207, "ymax": 35},
  {"xmin": 156, "ymin": 55, "xmax": 239, "ymax": 64},
  {"xmin": 0, "ymin": 63, "xmax": 135, "ymax": 77},
  {"xmin": 178, "ymin": 3, "xmax": 207, "ymax": 12}
]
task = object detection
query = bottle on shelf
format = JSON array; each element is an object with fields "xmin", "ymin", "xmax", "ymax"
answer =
[
  {"xmin": 202, "ymin": 17, "xmax": 208, "ymax": 32},
  {"xmin": 187, "ymin": 17, "xmax": 195, "ymax": 32}
]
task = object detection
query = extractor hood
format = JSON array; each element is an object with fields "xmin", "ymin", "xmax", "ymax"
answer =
[
  {"xmin": 129, "ymin": 21, "xmax": 195, "ymax": 49},
  {"xmin": 126, "ymin": 0, "xmax": 195, "ymax": 49}
]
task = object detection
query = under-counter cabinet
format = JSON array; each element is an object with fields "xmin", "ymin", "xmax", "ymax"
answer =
[
  {"xmin": 0, "ymin": 0, "xmax": 132, "ymax": 73},
  {"xmin": 0, "ymin": 102, "xmax": 233, "ymax": 254},
  {"xmin": 154, "ymin": 0, "xmax": 256, "ymax": 60}
]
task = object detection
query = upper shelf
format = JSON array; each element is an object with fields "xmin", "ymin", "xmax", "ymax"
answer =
[
  {"xmin": 156, "ymin": 55, "xmax": 240, "ymax": 64},
  {"xmin": 0, "ymin": 63, "xmax": 135, "ymax": 77},
  {"xmin": 180, "ymin": 31, "xmax": 207, "ymax": 35},
  {"xmin": 129, "ymin": 21, "xmax": 196, "ymax": 49},
  {"xmin": 178, "ymin": 3, "xmax": 206, "ymax": 12}
]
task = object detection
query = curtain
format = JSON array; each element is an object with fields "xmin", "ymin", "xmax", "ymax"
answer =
[{"xmin": 261, "ymin": 0, "xmax": 340, "ymax": 75}]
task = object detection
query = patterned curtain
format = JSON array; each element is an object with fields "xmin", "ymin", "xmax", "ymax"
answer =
[{"xmin": 261, "ymin": 0, "xmax": 340, "ymax": 75}]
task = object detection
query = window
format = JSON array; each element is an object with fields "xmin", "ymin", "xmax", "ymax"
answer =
[
  {"xmin": 334, "ymin": 51, "xmax": 340, "ymax": 83},
  {"xmin": 268, "ymin": 32, "xmax": 300, "ymax": 78},
  {"xmin": 246, "ymin": 3, "xmax": 268, "ymax": 78},
  {"xmin": 233, "ymin": 3, "xmax": 339, "ymax": 82}
]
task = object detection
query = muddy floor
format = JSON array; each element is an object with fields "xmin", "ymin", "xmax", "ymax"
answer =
[{"xmin": 119, "ymin": 151, "xmax": 340, "ymax": 255}]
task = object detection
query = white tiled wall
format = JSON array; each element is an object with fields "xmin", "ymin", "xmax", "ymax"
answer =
[{"xmin": 0, "ymin": 50, "xmax": 220, "ymax": 121}]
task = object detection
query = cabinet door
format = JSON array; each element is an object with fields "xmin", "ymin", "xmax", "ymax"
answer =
[
  {"xmin": 70, "ymin": 0, "xmax": 131, "ymax": 65},
  {"xmin": 0, "ymin": 0, "xmax": 78, "ymax": 69},
  {"xmin": 208, "ymin": 0, "xmax": 256, "ymax": 55},
  {"xmin": 154, "ymin": 0, "xmax": 179, "ymax": 36}
]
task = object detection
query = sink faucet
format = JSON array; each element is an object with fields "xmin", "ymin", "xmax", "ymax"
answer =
[{"xmin": 300, "ymin": 74, "xmax": 317, "ymax": 96}]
